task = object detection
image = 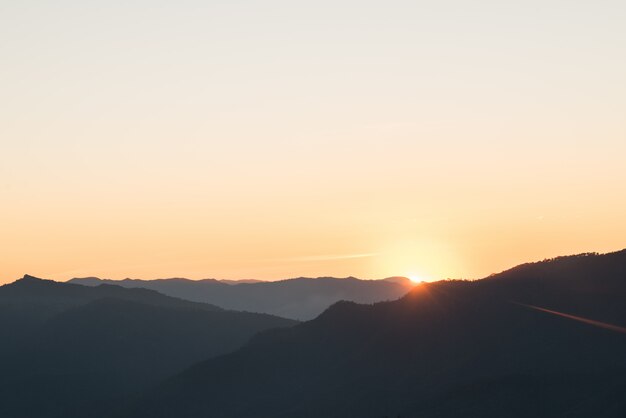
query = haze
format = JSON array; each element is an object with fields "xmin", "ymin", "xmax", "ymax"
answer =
[{"xmin": 1, "ymin": 0, "xmax": 625, "ymax": 284}]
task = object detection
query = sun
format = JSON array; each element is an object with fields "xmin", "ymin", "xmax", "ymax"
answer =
[{"xmin": 407, "ymin": 275, "xmax": 423, "ymax": 284}]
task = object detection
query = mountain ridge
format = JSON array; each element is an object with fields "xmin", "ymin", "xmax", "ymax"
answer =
[
  {"xmin": 69, "ymin": 275, "xmax": 415, "ymax": 320},
  {"xmin": 0, "ymin": 274, "xmax": 296, "ymax": 418},
  {"xmin": 126, "ymin": 249, "xmax": 626, "ymax": 418}
]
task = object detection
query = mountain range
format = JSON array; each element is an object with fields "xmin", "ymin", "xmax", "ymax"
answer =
[
  {"xmin": 2, "ymin": 250, "xmax": 625, "ymax": 418},
  {"xmin": 0, "ymin": 275, "xmax": 295, "ymax": 418},
  {"xmin": 69, "ymin": 276, "xmax": 415, "ymax": 320},
  {"xmin": 124, "ymin": 250, "xmax": 626, "ymax": 418}
]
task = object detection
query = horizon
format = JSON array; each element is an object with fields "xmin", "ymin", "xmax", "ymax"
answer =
[
  {"xmin": 2, "ymin": 1, "xmax": 626, "ymax": 284},
  {"xmin": 7, "ymin": 246, "xmax": 625, "ymax": 285}
]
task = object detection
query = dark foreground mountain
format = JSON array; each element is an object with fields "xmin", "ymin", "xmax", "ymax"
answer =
[
  {"xmin": 128, "ymin": 250, "xmax": 626, "ymax": 418},
  {"xmin": 70, "ymin": 276, "xmax": 414, "ymax": 320},
  {"xmin": 0, "ymin": 275, "xmax": 295, "ymax": 418}
]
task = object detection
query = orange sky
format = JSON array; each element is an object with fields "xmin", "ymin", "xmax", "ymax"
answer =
[{"xmin": 1, "ymin": 1, "xmax": 625, "ymax": 284}]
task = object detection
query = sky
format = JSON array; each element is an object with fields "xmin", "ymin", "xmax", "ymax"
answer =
[{"xmin": 1, "ymin": 0, "xmax": 625, "ymax": 284}]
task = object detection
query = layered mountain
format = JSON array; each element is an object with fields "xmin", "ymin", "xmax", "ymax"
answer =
[
  {"xmin": 70, "ymin": 276, "xmax": 415, "ymax": 320},
  {"xmin": 128, "ymin": 250, "xmax": 626, "ymax": 418},
  {"xmin": 0, "ymin": 275, "xmax": 296, "ymax": 418}
]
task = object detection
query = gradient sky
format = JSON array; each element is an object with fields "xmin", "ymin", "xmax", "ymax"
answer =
[{"xmin": 1, "ymin": 0, "xmax": 625, "ymax": 284}]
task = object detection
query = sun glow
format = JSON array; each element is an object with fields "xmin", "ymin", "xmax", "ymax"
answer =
[{"xmin": 407, "ymin": 275, "xmax": 424, "ymax": 284}]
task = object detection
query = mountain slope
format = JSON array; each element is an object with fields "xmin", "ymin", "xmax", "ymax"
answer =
[
  {"xmin": 0, "ymin": 275, "xmax": 296, "ymax": 418},
  {"xmin": 70, "ymin": 276, "xmax": 415, "ymax": 320},
  {"xmin": 128, "ymin": 250, "xmax": 626, "ymax": 418}
]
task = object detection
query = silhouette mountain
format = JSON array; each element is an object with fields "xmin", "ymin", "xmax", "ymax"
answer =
[
  {"xmin": 127, "ymin": 250, "xmax": 626, "ymax": 418},
  {"xmin": 219, "ymin": 279, "xmax": 264, "ymax": 285},
  {"xmin": 70, "ymin": 276, "xmax": 415, "ymax": 320},
  {"xmin": 0, "ymin": 275, "xmax": 296, "ymax": 418}
]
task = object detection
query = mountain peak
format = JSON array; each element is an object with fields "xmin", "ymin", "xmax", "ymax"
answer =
[
  {"xmin": 383, "ymin": 276, "xmax": 413, "ymax": 285},
  {"xmin": 8, "ymin": 274, "xmax": 56, "ymax": 290},
  {"xmin": 20, "ymin": 274, "xmax": 44, "ymax": 282}
]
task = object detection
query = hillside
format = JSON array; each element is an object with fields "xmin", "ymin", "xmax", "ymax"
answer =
[
  {"xmin": 70, "ymin": 276, "xmax": 415, "ymax": 320},
  {"xmin": 0, "ymin": 275, "xmax": 296, "ymax": 418},
  {"xmin": 128, "ymin": 250, "xmax": 626, "ymax": 418}
]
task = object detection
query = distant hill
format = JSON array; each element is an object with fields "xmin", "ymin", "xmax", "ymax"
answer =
[
  {"xmin": 219, "ymin": 279, "xmax": 264, "ymax": 285},
  {"xmin": 127, "ymin": 250, "xmax": 626, "ymax": 418},
  {"xmin": 70, "ymin": 276, "xmax": 415, "ymax": 320},
  {"xmin": 0, "ymin": 275, "xmax": 296, "ymax": 418}
]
